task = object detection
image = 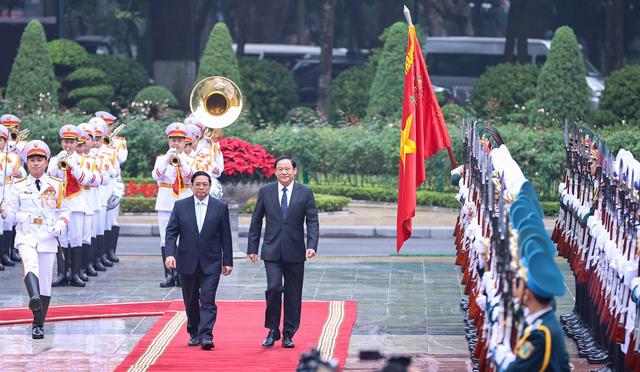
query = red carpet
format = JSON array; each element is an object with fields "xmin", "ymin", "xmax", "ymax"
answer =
[
  {"xmin": 0, "ymin": 300, "xmax": 170, "ymax": 325},
  {"xmin": 116, "ymin": 300, "xmax": 356, "ymax": 372}
]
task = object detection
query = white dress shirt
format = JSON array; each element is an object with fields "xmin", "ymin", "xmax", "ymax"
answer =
[
  {"xmin": 278, "ymin": 181, "xmax": 294, "ymax": 207},
  {"xmin": 194, "ymin": 195, "xmax": 208, "ymax": 233}
]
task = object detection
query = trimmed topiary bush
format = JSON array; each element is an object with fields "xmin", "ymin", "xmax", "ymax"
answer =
[
  {"xmin": 196, "ymin": 22, "xmax": 241, "ymax": 87},
  {"xmin": 285, "ymin": 106, "xmax": 319, "ymax": 126},
  {"xmin": 64, "ymin": 67, "xmax": 109, "ymax": 89},
  {"xmin": 531, "ymin": 26, "xmax": 591, "ymax": 126},
  {"xmin": 133, "ymin": 85, "xmax": 178, "ymax": 107},
  {"xmin": 239, "ymin": 57, "xmax": 298, "ymax": 125},
  {"xmin": 599, "ymin": 64, "xmax": 640, "ymax": 125},
  {"xmin": 90, "ymin": 54, "xmax": 150, "ymax": 103},
  {"xmin": 471, "ymin": 63, "xmax": 539, "ymax": 118},
  {"xmin": 366, "ymin": 22, "xmax": 407, "ymax": 120},
  {"xmin": 67, "ymin": 85, "xmax": 115, "ymax": 104},
  {"xmin": 76, "ymin": 97, "xmax": 107, "ymax": 113},
  {"xmin": 329, "ymin": 65, "xmax": 374, "ymax": 124},
  {"xmin": 5, "ymin": 20, "xmax": 58, "ymax": 113},
  {"xmin": 47, "ymin": 39, "xmax": 90, "ymax": 76},
  {"xmin": 441, "ymin": 104, "xmax": 471, "ymax": 126}
]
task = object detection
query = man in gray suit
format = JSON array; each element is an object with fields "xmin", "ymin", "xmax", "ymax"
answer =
[{"xmin": 247, "ymin": 155, "xmax": 319, "ymax": 348}]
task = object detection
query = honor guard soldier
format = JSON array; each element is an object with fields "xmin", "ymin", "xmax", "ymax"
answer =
[
  {"xmin": 76, "ymin": 123, "xmax": 101, "ymax": 278},
  {"xmin": 1, "ymin": 140, "xmax": 70, "ymax": 339},
  {"xmin": 95, "ymin": 111, "xmax": 126, "ymax": 262},
  {"xmin": 153, "ymin": 122, "xmax": 194, "ymax": 287},
  {"xmin": 1, "ymin": 114, "xmax": 27, "ymax": 265},
  {"xmin": 193, "ymin": 128, "xmax": 224, "ymax": 200},
  {"xmin": 0, "ymin": 124, "xmax": 26, "ymax": 269},
  {"xmin": 493, "ymin": 246, "xmax": 571, "ymax": 372},
  {"xmin": 48, "ymin": 124, "xmax": 96, "ymax": 287}
]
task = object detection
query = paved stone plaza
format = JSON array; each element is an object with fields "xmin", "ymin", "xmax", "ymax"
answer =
[{"xmin": 0, "ymin": 253, "xmax": 585, "ymax": 371}]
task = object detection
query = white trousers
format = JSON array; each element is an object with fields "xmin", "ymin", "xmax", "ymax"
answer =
[
  {"xmin": 60, "ymin": 211, "xmax": 84, "ymax": 247},
  {"xmin": 97, "ymin": 209, "xmax": 106, "ymax": 235},
  {"xmin": 83, "ymin": 213, "xmax": 93, "ymax": 245},
  {"xmin": 17, "ymin": 244, "xmax": 55, "ymax": 296},
  {"xmin": 158, "ymin": 211, "xmax": 171, "ymax": 247},
  {"xmin": 3, "ymin": 213, "xmax": 15, "ymax": 231},
  {"xmin": 112, "ymin": 204, "xmax": 120, "ymax": 226},
  {"xmin": 106, "ymin": 207, "xmax": 117, "ymax": 231},
  {"xmin": 92, "ymin": 211, "xmax": 100, "ymax": 237}
]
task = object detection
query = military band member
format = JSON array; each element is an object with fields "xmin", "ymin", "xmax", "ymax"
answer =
[
  {"xmin": 493, "ymin": 248, "xmax": 571, "ymax": 372},
  {"xmin": 48, "ymin": 124, "xmax": 96, "ymax": 287},
  {"xmin": 76, "ymin": 123, "xmax": 101, "ymax": 278},
  {"xmin": 0, "ymin": 114, "xmax": 26, "ymax": 264},
  {"xmin": 95, "ymin": 111, "xmax": 126, "ymax": 263},
  {"xmin": 1, "ymin": 140, "xmax": 70, "ymax": 339},
  {"xmin": 0, "ymin": 124, "xmax": 26, "ymax": 269},
  {"xmin": 153, "ymin": 122, "xmax": 194, "ymax": 287}
]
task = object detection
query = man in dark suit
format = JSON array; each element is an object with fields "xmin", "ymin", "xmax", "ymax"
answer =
[
  {"xmin": 247, "ymin": 155, "xmax": 319, "ymax": 348},
  {"xmin": 165, "ymin": 171, "xmax": 233, "ymax": 350}
]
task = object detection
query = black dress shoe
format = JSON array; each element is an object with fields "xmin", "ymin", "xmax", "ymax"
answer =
[
  {"xmin": 159, "ymin": 275, "xmax": 175, "ymax": 288},
  {"xmin": 188, "ymin": 335, "xmax": 200, "ymax": 346},
  {"xmin": 282, "ymin": 336, "xmax": 295, "ymax": 348},
  {"xmin": 262, "ymin": 329, "xmax": 281, "ymax": 347},
  {"xmin": 586, "ymin": 352, "xmax": 609, "ymax": 364},
  {"xmin": 32, "ymin": 325, "xmax": 44, "ymax": 339},
  {"xmin": 201, "ymin": 338, "xmax": 214, "ymax": 350}
]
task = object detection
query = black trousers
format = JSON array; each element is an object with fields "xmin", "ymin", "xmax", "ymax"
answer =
[
  {"xmin": 180, "ymin": 263, "xmax": 221, "ymax": 339},
  {"xmin": 264, "ymin": 260, "xmax": 304, "ymax": 336}
]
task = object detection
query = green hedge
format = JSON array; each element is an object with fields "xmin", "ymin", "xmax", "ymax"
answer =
[
  {"xmin": 67, "ymin": 84, "xmax": 115, "ymax": 104},
  {"xmin": 471, "ymin": 63, "xmax": 539, "ymax": 118},
  {"xmin": 64, "ymin": 67, "xmax": 109, "ymax": 88},
  {"xmin": 599, "ymin": 64, "xmax": 640, "ymax": 125},
  {"xmin": 241, "ymin": 193, "xmax": 351, "ymax": 214},
  {"xmin": 133, "ymin": 85, "xmax": 178, "ymax": 107},
  {"xmin": 48, "ymin": 39, "xmax": 90, "ymax": 76},
  {"xmin": 121, "ymin": 197, "xmax": 155, "ymax": 213},
  {"xmin": 309, "ymin": 184, "xmax": 459, "ymax": 209},
  {"xmin": 90, "ymin": 54, "xmax": 150, "ymax": 104},
  {"xmin": 329, "ymin": 65, "xmax": 374, "ymax": 123},
  {"xmin": 196, "ymin": 22, "xmax": 241, "ymax": 87}
]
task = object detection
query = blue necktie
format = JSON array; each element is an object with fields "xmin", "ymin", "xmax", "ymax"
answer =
[
  {"xmin": 197, "ymin": 201, "xmax": 204, "ymax": 233},
  {"xmin": 280, "ymin": 187, "xmax": 288, "ymax": 218}
]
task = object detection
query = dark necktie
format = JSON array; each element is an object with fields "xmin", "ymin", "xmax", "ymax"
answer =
[
  {"xmin": 280, "ymin": 187, "xmax": 288, "ymax": 218},
  {"xmin": 35, "ymin": 179, "xmax": 41, "ymax": 191}
]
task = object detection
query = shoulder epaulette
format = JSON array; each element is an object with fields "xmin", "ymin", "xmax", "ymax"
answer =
[
  {"xmin": 14, "ymin": 178, "xmax": 27, "ymax": 184},
  {"xmin": 50, "ymin": 176, "xmax": 63, "ymax": 183}
]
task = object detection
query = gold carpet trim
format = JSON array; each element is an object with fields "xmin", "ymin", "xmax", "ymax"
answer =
[
  {"xmin": 317, "ymin": 300, "xmax": 345, "ymax": 360},
  {"xmin": 127, "ymin": 311, "xmax": 187, "ymax": 372}
]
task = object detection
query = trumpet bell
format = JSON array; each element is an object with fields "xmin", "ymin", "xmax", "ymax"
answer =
[
  {"xmin": 169, "ymin": 155, "xmax": 181, "ymax": 166},
  {"xmin": 59, "ymin": 160, "xmax": 68, "ymax": 171},
  {"xmin": 190, "ymin": 76, "xmax": 242, "ymax": 129}
]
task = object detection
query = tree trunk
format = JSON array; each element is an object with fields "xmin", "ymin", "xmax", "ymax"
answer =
[
  {"xmin": 249, "ymin": 0, "xmax": 290, "ymax": 43},
  {"xmin": 235, "ymin": 0, "xmax": 251, "ymax": 56},
  {"xmin": 424, "ymin": 0, "xmax": 445, "ymax": 36},
  {"xmin": 317, "ymin": 0, "xmax": 335, "ymax": 120},
  {"xmin": 347, "ymin": 0, "xmax": 364, "ymax": 50},
  {"xmin": 504, "ymin": 0, "xmax": 525, "ymax": 63},
  {"xmin": 604, "ymin": 0, "xmax": 624, "ymax": 74},
  {"xmin": 296, "ymin": 0, "xmax": 306, "ymax": 44}
]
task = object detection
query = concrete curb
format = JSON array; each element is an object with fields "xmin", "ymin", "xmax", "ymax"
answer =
[{"xmin": 119, "ymin": 223, "xmax": 553, "ymax": 238}]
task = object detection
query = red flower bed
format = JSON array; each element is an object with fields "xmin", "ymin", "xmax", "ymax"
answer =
[
  {"xmin": 125, "ymin": 180, "xmax": 159, "ymax": 198},
  {"xmin": 219, "ymin": 138, "xmax": 276, "ymax": 182}
]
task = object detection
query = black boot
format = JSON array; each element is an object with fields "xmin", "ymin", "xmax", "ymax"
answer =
[
  {"xmin": 32, "ymin": 295, "xmax": 50, "ymax": 339},
  {"xmin": 84, "ymin": 243, "xmax": 98, "ymax": 276},
  {"xmin": 0, "ymin": 233, "xmax": 15, "ymax": 266},
  {"xmin": 51, "ymin": 247, "xmax": 68, "ymax": 287},
  {"xmin": 69, "ymin": 248, "xmax": 86, "ymax": 287},
  {"xmin": 77, "ymin": 246, "xmax": 89, "ymax": 281},
  {"xmin": 24, "ymin": 272, "xmax": 41, "ymax": 312},
  {"xmin": 107, "ymin": 225, "xmax": 120, "ymax": 263},
  {"xmin": 99, "ymin": 234, "xmax": 113, "ymax": 267},
  {"xmin": 159, "ymin": 246, "xmax": 175, "ymax": 288},
  {"xmin": 92, "ymin": 237, "xmax": 106, "ymax": 271},
  {"xmin": 9, "ymin": 228, "xmax": 21, "ymax": 262}
]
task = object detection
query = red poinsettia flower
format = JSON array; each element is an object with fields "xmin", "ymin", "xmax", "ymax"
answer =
[{"xmin": 219, "ymin": 137, "xmax": 276, "ymax": 183}]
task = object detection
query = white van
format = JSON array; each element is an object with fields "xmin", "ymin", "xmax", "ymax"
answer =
[{"xmin": 423, "ymin": 36, "xmax": 605, "ymax": 107}]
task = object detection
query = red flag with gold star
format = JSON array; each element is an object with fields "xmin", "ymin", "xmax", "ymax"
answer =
[{"xmin": 397, "ymin": 22, "xmax": 455, "ymax": 252}]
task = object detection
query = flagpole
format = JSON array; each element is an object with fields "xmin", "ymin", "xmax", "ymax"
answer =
[{"xmin": 403, "ymin": 5, "xmax": 413, "ymax": 26}]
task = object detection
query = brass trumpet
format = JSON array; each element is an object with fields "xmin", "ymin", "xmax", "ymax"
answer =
[
  {"xmin": 103, "ymin": 124, "xmax": 126, "ymax": 146},
  {"xmin": 190, "ymin": 76, "xmax": 242, "ymax": 147},
  {"xmin": 169, "ymin": 154, "xmax": 180, "ymax": 166},
  {"xmin": 58, "ymin": 152, "xmax": 70, "ymax": 171},
  {"xmin": 9, "ymin": 128, "xmax": 30, "ymax": 142}
]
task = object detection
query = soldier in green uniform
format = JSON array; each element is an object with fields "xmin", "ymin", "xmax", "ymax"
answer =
[{"xmin": 493, "ymin": 247, "xmax": 571, "ymax": 372}]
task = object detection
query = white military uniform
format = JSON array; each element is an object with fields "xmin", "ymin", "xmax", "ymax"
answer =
[
  {"xmin": 194, "ymin": 139, "xmax": 224, "ymax": 199},
  {"xmin": 5, "ymin": 174, "xmax": 70, "ymax": 295},
  {"xmin": 0, "ymin": 149, "xmax": 26, "ymax": 231}
]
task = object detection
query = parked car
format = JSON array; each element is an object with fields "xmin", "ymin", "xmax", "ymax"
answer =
[{"xmin": 423, "ymin": 36, "xmax": 605, "ymax": 107}]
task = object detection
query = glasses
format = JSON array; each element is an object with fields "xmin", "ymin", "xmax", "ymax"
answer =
[{"xmin": 276, "ymin": 167, "xmax": 293, "ymax": 173}]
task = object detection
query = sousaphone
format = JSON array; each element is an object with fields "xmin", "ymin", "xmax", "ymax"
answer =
[{"xmin": 190, "ymin": 76, "xmax": 242, "ymax": 140}]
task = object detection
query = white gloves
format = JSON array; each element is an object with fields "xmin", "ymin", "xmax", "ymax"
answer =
[{"xmin": 52, "ymin": 220, "xmax": 66, "ymax": 237}]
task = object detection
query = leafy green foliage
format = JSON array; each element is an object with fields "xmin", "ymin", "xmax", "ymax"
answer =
[
  {"xmin": 239, "ymin": 57, "xmax": 298, "ymax": 125},
  {"xmin": 441, "ymin": 104, "xmax": 471, "ymax": 127},
  {"xmin": 310, "ymin": 184, "xmax": 460, "ymax": 209},
  {"xmin": 196, "ymin": 22, "xmax": 241, "ymax": 87},
  {"xmin": 67, "ymin": 84, "xmax": 115, "ymax": 104},
  {"xmin": 121, "ymin": 197, "xmax": 156, "ymax": 213},
  {"xmin": 471, "ymin": 63, "xmax": 539, "ymax": 118},
  {"xmin": 76, "ymin": 97, "xmax": 107, "ymax": 113},
  {"xmin": 532, "ymin": 26, "xmax": 591, "ymax": 126},
  {"xmin": 133, "ymin": 85, "xmax": 178, "ymax": 107},
  {"xmin": 47, "ymin": 39, "xmax": 90, "ymax": 76},
  {"xmin": 366, "ymin": 22, "xmax": 407, "ymax": 120},
  {"xmin": 64, "ymin": 67, "xmax": 109, "ymax": 89},
  {"xmin": 329, "ymin": 65, "xmax": 374, "ymax": 123},
  {"xmin": 5, "ymin": 20, "xmax": 58, "ymax": 113},
  {"xmin": 285, "ymin": 106, "xmax": 319, "ymax": 126},
  {"xmin": 89, "ymin": 54, "xmax": 150, "ymax": 104},
  {"xmin": 599, "ymin": 64, "xmax": 640, "ymax": 125},
  {"xmin": 242, "ymin": 193, "xmax": 351, "ymax": 213}
]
